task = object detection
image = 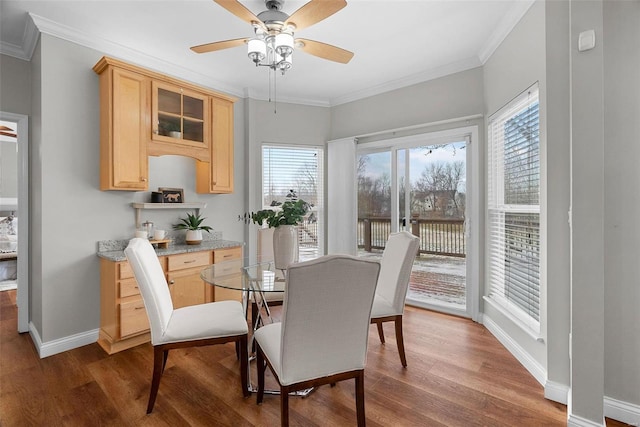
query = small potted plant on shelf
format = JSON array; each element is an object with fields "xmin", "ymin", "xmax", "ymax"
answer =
[
  {"xmin": 161, "ymin": 121, "xmax": 182, "ymax": 139},
  {"xmin": 173, "ymin": 212, "xmax": 213, "ymax": 245},
  {"xmin": 241, "ymin": 190, "xmax": 310, "ymax": 269}
]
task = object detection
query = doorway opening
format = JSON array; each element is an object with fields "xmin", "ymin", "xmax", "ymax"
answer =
[
  {"xmin": 0, "ymin": 112, "xmax": 29, "ymax": 332},
  {"xmin": 356, "ymin": 127, "xmax": 478, "ymax": 319}
]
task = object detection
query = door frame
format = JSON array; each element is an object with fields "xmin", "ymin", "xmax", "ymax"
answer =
[
  {"xmin": 0, "ymin": 111, "xmax": 29, "ymax": 332},
  {"xmin": 356, "ymin": 125, "xmax": 480, "ymax": 321}
]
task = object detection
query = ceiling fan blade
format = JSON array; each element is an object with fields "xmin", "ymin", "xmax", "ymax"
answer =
[
  {"xmin": 191, "ymin": 37, "xmax": 250, "ymax": 54},
  {"xmin": 213, "ymin": 0, "xmax": 266, "ymax": 31},
  {"xmin": 296, "ymin": 38, "xmax": 353, "ymax": 64},
  {"xmin": 285, "ymin": 0, "xmax": 347, "ymax": 31}
]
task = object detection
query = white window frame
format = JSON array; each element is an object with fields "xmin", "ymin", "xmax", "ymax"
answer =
[
  {"xmin": 486, "ymin": 83, "xmax": 541, "ymax": 335},
  {"xmin": 260, "ymin": 144, "xmax": 325, "ymax": 259}
]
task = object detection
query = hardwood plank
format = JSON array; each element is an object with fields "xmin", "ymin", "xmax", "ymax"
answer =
[{"xmin": 1, "ymin": 290, "xmax": 633, "ymax": 426}]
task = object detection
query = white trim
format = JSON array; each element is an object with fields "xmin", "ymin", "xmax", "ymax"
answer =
[
  {"xmin": 29, "ymin": 322, "xmax": 99, "ymax": 358},
  {"xmin": 0, "ymin": 13, "xmax": 38, "ymax": 60},
  {"xmin": 545, "ymin": 380, "xmax": 569, "ymax": 405},
  {"xmin": 478, "ymin": 0, "xmax": 536, "ymax": 64},
  {"xmin": 0, "ymin": 112, "xmax": 29, "ymax": 333},
  {"xmin": 28, "ymin": 13, "xmax": 243, "ymax": 100},
  {"xmin": 330, "ymin": 57, "xmax": 482, "ymax": 107},
  {"xmin": 604, "ymin": 396, "xmax": 640, "ymax": 426},
  {"xmin": 567, "ymin": 414, "xmax": 605, "ymax": 427},
  {"xmin": 481, "ymin": 313, "xmax": 546, "ymax": 385}
]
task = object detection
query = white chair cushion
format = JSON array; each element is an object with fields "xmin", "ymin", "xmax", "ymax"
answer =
[
  {"xmin": 370, "ymin": 294, "xmax": 396, "ymax": 318},
  {"xmin": 374, "ymin": 231, "xmax": 419, "ymax": 316},
  {"xmin": 159, "ymin": 300, "xmax": 248, "ymax": 345},
  {"xmin": 253, "ymin": 322, "xmax": 282, "ymax": 376}
]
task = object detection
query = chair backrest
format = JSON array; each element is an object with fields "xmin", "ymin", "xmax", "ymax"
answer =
[
  {"xmin": 377, "ymin": 231, "xmax": 420, "ymax": 315},
  {"xmin": 257, "ymin": 227, "xmax": 274, "ymax": 262},
  {"xmin": 279, "ymin": 254, "xmax": 380, "ymax": 386},
  {"xmin": 124, "ymin": 238, "xmax": 173, "ymax": 345}
]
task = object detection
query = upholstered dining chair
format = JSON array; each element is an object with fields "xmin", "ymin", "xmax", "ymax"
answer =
[
  {"xmin": 254, "ymin": 254, "xmax": 380, "ymax": 427},
  {"xmin": 370, "ymin": 231, "xmax": 420, "ymax": 367},
  {"xmin": 124, "ymin": 238, "xmax": 250, "ymax": 414}
]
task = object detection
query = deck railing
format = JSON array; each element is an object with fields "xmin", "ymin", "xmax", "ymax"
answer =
[{"xmin": 358, "ymin": 217, "xmax": 466, "ymax": 257}]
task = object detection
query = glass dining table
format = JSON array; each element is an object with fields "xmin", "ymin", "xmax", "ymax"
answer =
[
  {"xmin": 200, "ymin": 258, "xmax": 286, "ymax": 330},
  {"xmin": 201, "ymin": 259, "xmax": 309, "ymax": 395}
]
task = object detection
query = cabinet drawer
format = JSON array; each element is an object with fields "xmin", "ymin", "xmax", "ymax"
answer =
[
  {"xmin": 213, "ymin": 259, "xmax": 242, "ymax": 277},
  {"xmin": 213, "ymin": 246, "xmax": 242, "ymax": 263},
  {"xmin": 119, "ymin": 262, "xmax": 134, "ymax": 279},
  {"xmin": 119, "ymin": 278, "xmax": 140, "ymax": 298},
  {"xmin": 168, "ymin": 251, "xmax": 210, "ymax": 271},
  {"xmin": 119, "ymin": 299, "xmax": 149, "ymax": 338}
]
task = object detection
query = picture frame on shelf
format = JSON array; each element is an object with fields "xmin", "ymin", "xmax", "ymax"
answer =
[{"xmin": 159, "ymin": 187, "xmax": 184, "ymax": 204}]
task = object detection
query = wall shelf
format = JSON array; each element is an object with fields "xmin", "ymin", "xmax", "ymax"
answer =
[{"xmin": 132, "ymin": 202, "xmax": 206, "ymax": 228}]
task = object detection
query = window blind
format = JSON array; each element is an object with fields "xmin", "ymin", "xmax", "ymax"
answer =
[
  {"xmin": 262, "ymin": 145, "xmax": 324, "ymax": 259},
  {"xmin": 487, "ymin": 85, "xmax": 540, "ymax": 331}
]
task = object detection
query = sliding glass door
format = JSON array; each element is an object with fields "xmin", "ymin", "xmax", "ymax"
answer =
[{"xmin": 357, "ymin": 132, "xmax": 471, "ymax": 317}]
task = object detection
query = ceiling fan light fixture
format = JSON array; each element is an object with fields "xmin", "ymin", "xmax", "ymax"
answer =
[
  {"xmin": 248, "ymin": 38, "xmax": 267, "ymax": 64},
  {"xmin": 274, "ymin": 33, "xmax": 294, "ymax": 59},
  {"xmin": 277, "ymin": 52, "xmax": 292, "ymax": 74}
]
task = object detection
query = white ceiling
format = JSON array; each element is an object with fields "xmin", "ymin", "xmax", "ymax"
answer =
[{"xmin": 0, "ymin": 0, "xmax": 533, "ymax": 106}]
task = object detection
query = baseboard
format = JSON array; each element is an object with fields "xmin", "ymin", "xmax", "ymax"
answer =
[
  {"xmin": 604, "ymin": 396, "xmax": 640, "ymax": 426},
  {"xmin": 481, "ymin": 314, "xmax": 546, "ymax": 385},
  {"xmin": 29, "ymin": 322, "xmax": 99, "ymax": 358},
  {"xmin": 567, "ymin": 414, "xmax": 605, "ymax": 427},
  {"xmin": 545, "ymin": 380, "xmax": 569, "ymax": 405}
]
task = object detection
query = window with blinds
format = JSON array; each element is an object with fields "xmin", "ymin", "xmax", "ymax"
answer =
[
  {"xmin": 262, "ymin": 145, "xmax": 324, "ymax": 259},
  {"xmin": 487, "ymin": 84, "xmax": 540, "ymax": 332}
]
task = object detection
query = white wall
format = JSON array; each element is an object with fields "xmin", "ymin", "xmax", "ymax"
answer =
[
  {"xmin": 602, "ymin": 0, "xmax": 640, "ymax": 417},
  {"xmin": 330, "ymin": 67, "xmax": 484, "ymax": 140},
  {"xmin": 482, "ymin": 0, "xmax": 549, "ymax": 374},
  {"xmin": 29, "ymin": 34, "xmax": 245, "ymax": 344},
  {"xmin": 243, "ymin": 98, "xmax": 330, "ymax": 261}
]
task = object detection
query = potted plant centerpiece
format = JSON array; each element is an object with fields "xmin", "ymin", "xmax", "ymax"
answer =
[
  {"xmin": 243, "ymin": 192, "xmax": 310, "ymax": 269},
  {"xmin": 173, "ymin": 211, "xmax": 212, "ymax": 245}
]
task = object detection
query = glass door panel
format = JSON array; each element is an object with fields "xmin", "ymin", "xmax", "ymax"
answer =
[
  {"xmin": 403, "ymin": 141, "xmax": 467, "ymax": 312},
  {"xmin": 357, "ymin": 138, "xmax": 469, "ymax": 317},
  {"xmin": 357, "ymin": 151, "xmax": 392, "ymax": 253}
]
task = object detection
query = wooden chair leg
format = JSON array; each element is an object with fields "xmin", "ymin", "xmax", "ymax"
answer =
[
  {"xmin": 239, "ymin": 336, "xmax": 250, "ymax": 398},
  {"xmin": 161, "ymin": 349, "xmax": 169, "ymax": 373},
  {"xmin": 376, "ymin": 321, "xmax": 385, "ymax": 344},
  {"xmin": 280, "ymin": 385, "xmax": 290, "ymax": 427},
  {"xmin": 394, "ymin": 315, "xmax": 407, "ymax": 367},
  {"xmin": 355, "ymin": 371, "xmax": 366, "ymax": 427},
  {"xmin": 256, "ymin": 345, "xmax": 265, "ymax": 404},
  {"xmin": 147, "ymin": 346, "xmax": 166, "ymax": 414}
]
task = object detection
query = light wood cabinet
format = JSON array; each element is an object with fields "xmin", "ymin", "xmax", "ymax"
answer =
[
  {"xmin": 196, "ymin": 97, "xmax": 234, "ymax": 194},
  {"xmin": 167, "ymin": 251, "xmax": 212, "ymax": 309},
  {"xmin": 211, "ymin": 246, "xmax": 243, "ymax": 302},
  {"xmin": 96, "ymin": 64, "xmax": 149, "ymax": 190},
  {"xmin": 99, "ymin": 257, "xmax": 166, "ymax": 354},
  {"xmin": 93, "ymin": 56, "xmax": 236, "ymax": 192},
  {"xmin": 149, "ymin": 80, "xmax": 210, "ymax": 162},
  {"xmin": 98, "ymin": 245, "xmax": 242, "ymax": 354}
]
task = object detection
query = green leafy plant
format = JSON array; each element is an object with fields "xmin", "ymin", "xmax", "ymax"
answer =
[
  {"xmin": 241, "ymin": 199, "xmax": 310, "ymax": 228},
  {"xmin": 172, "ymin": 212, "xmax": 213, "ymax": 232}
]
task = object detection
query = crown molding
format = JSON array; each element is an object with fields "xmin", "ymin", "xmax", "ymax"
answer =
[
  {"xmin": 243, "ymin": 87, "xmax": 330, "ymax": 108},
  {"xmin": 478, "ymin": 0, "xmax": 535, "ymax": 64},
  {"xmin": 330, "ymin": 56, "xmax": 482, "ymax": 107},
  {"xmin": 28, "ymin": 13, "xmax": 244, "ymax": 100},
  {"xmin": 0, "ymin": 14, "xmax": 39, "ymax": 60}
]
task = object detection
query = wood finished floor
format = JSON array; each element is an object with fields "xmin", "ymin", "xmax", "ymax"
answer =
[{"xmin": 0, "ymin": 290, "xmax": 630, "ymax": 426}]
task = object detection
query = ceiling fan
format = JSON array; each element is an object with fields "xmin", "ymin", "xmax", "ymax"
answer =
[{"xmin": 190, "ymin": 0, "xmax": 354, "ymax": 68}]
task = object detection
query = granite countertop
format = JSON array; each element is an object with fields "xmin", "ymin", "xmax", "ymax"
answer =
[{"xmin": 97, "ymin": 236, "xmax": 244, "ymax": 262}]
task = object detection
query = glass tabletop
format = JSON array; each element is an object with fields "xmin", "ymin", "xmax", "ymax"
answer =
[{"xmin": 200, "ymin": 259, "xmax": 286, "ymax": 293}]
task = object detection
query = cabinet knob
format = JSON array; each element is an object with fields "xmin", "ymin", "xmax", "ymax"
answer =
[
  {"xmin": 141, "ymin": 177, "xmax": 147, "ymax": 182},
  {"xmin": 169, "ymin": 280, "xmax": 175, "ymax": 285}
]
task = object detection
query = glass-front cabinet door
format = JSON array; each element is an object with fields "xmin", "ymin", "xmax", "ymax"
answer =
[{"xmin": 151, "ymin": 81, "xmax": 210, "ymax": 150}]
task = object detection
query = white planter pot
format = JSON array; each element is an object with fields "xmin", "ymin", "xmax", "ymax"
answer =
[
  {"xmin": 273, "ymin": 225, "xmax": 299, "ymax": 270},
  {"xmin": 169, "ymin": 131, "xmax": 182, "ymax": 139},
  {"xmin": 186, "ymin": 229, "xmax": 202, "ymax": 245}
]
